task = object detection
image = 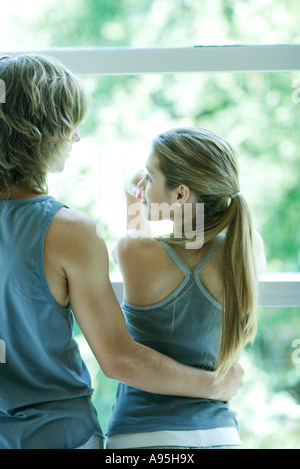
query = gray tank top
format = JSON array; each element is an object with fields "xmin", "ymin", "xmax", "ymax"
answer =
[
  {"xmin": 106, "ymin": 234, "xmax": 238, "ymax": 437},
  {"xmin": 0, "ymin": 196, "xmax": 101, "ymax": 448}
]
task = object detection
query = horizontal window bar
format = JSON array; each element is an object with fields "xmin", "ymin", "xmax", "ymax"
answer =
[
  {"xmin": 258, "ymin": 273, "xmax": 300, "ymax": 307},
  {"xmin": 111, "ymin": 273, "xmax": 300, "ymax": 307},
  {"xmin": 3, "ymin": 45, "xmax": 300, "ymax": 74}
]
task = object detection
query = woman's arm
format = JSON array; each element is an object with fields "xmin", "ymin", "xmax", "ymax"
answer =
[
  {"xmin": 54, "ymin": 208, "xmax": 243, "ymax": 400},
  {"xmin": 253, "ymin": 229, "xmax": 267, "ymax": 275},
  {"xmin": 125, "ymin": 169, "xmax": 150, "ymax": 234}
]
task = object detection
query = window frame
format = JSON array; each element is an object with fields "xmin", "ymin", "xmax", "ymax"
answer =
[{"xmin": 28, "ymin": 45, "xmax": 300, "ymax": 74}]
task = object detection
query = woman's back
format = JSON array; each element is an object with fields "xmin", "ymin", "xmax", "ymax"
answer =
[
  {"xmin": 106, "ymin": 234, "xmax": 239, "ymax": 443},
  {"xmin": 118, "ymin": 233, "xmax": 224, "ymax": 308}
]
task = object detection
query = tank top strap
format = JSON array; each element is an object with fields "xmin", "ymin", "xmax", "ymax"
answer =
[
  {"xmin": 158, "ymin": 240, "xmax": 192, "ymax": 275},
  {"xmin": 194, "ymin": 233, "xmax": 225, "ymax": 275}
]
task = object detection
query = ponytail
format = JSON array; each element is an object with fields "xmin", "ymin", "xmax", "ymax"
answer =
[{"xmin": 216, "ymin": 194, "xmax": 258, "ymax": 376}]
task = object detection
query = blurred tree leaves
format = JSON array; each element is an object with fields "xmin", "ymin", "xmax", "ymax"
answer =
[{"xmin": 27, "ymin": 0, "xmax": 300, "ymax": 270}]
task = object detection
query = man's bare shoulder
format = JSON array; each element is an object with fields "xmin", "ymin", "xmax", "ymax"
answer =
[
  {"xmin": 49, "ymin": 207, "xmax": 107, "ymax": 264},
  {"xmin": 54, "ymin": 206, "xmax": 95, "ymax": 228},
  {"xmin": 51, "ymin": 207, "xmax": 102, "ymax": 241}
]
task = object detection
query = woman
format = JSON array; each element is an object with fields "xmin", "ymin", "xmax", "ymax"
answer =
[
  {"xmin": 0, "ymin": 55, "xmax": 243, "ymax": 449},
  {"xmin": 106, "ymin": 127, "xmax": 266, "ymax": 449}
]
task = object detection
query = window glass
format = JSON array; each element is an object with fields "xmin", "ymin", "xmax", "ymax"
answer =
[
  {"xmin": 48, "ymin": 71, "xmax": 300, "ymax": 273},
  {"xmin": 233, "ymin": 306, "xmax": 300, "ymax": 449},
  {"xmin": 1, "ymin": 0, "xmax": 300, "ymax": 50}
]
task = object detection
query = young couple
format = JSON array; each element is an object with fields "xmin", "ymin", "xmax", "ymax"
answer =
[{"xmin": 0, "ymin": 53, "xmax": 266, "ymax": 449}]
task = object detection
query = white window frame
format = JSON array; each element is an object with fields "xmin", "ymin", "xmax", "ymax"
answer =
[
  {"xmin": 31, "ymin": 45, "xmax": 300, "ymax": 74},
  {"xmin": 111, "ymin": 272, "xmax": 300, "ymax": 308},
  {"xmin": 4, "ymin": 45, "xmax": 300, "ymax": 306}
]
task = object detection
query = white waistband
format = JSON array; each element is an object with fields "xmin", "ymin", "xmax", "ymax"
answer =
[{"xmin": 106, "ymin": 427, "xmax": 241, "ymax": 449}]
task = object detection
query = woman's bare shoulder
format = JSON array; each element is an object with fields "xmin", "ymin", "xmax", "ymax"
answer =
[
  {"xmin": 253, "ymin": 230, "xmax": 267, "ymax": 274},
  {"xmin": 116, "ymin": 231, "xmax": 162, "ymax": 264}
]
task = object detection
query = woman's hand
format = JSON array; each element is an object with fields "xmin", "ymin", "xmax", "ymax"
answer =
[{"xmin": 124, "ymin": 169, "xmax": 146, "ymax": 199}]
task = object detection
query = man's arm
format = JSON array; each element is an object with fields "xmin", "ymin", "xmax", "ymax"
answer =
[{"xmin": 56, "ymin": 208, "xmax": 243, "ymax": 400}]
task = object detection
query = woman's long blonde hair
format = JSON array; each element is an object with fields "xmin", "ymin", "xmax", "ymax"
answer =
[
  {"xmin": 152, "ymin": 127, "xmax": 258, "ymax": 377},
  {"xmin": 0, "ymin": 53, "xmax": 88, "ymax": 197}
]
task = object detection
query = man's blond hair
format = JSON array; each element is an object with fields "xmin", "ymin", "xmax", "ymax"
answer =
[{"xmin": 0, "ymin": 53, "xmax": 88, "ymax": 197}]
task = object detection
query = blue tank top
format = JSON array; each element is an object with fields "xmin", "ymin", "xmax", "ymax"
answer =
[
  {"xmin": 0, "ymin": 196, "xmax": 102, "ymax": 449},
  {"xmin": 106, "ymin": 235, "xmax": 238, "ymax": 436}
]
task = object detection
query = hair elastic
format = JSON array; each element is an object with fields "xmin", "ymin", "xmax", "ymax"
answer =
[{"xmin": 231, "ymin": 191, "xmax": 242, "ymax": 199}]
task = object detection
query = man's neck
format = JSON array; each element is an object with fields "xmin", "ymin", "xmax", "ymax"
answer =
[{"xmin": 0, "ymin": 185, "xmax": 45, "ymax": 200}]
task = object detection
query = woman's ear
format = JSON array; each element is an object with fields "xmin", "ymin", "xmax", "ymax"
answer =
[{"xmin": 176, "ymin": 184, "xmax": 192, "ymax": 206}]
